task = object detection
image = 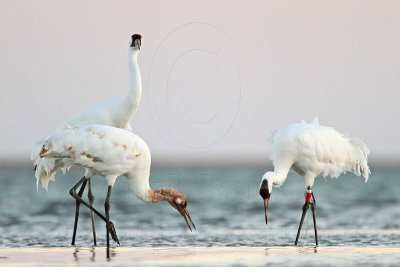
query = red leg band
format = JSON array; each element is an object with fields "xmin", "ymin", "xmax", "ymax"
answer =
[{"xmin": 305, "ymin": 190, "xmax": 312, "ymax": 203}]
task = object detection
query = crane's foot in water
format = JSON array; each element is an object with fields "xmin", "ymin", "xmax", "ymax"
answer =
[{"xmin": 108, "ymin": 221, "xmax": 120, "ymax": 245}]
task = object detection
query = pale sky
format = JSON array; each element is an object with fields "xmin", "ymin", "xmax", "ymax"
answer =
[{"xmin": 1, "ymin": 1, "xmax": 399, "ymax": 166}]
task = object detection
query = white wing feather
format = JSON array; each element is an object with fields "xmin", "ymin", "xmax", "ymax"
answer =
[
  {"xmin": 41, "ymin": 125, "xmax": 150, "ymax": 185},
  {"xmin": 271, "ymin": 119, "xmax": 370, "ymax": 182}
]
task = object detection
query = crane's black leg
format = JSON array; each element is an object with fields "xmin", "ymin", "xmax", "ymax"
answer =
[
  {"xmin": 87, "ymin": 178, "xmax": 97, "ymax": 246},
  {"xmin": 71, "ymin": 177, "xmax": 88, "ymax": 245},
  {"xmin": 69, "ymin": 181, "xmax": 119, "ymax": 245},
  {"xmin": 311, "ymin": 193, "xmax": 318, "ymax": 246},
  {"xmin": 295, "ymin": 202, "xmax": 309, "ymax": 245},
  {"xmin": 105, "ymin": 185, "xmax": 112, "ymax": 258},
  {"xmin": 295, "ymin": 187, "xmax": 313, "ymax": 245}
]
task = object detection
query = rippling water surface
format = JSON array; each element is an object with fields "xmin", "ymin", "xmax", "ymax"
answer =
[{"xmin": 0, "ymin": 167, "xmax": 399, "ymax": 265}]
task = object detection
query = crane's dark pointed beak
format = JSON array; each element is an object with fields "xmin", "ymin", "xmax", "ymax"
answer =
[
  {"xmin": 263, "ymin": 197, "xmax": 270, "ymax": 224},
  {"xmin": 177, "ymin": 206, "xmax": 196, "ymax": 231}
]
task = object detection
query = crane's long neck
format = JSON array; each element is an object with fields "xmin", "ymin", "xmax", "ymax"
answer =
[
  {"xmin": 125, "ymin": 172, "xmax": 173, "ymax": 203},
  {"xmin": 126, "ymin": 172, "xmax": 151, "ymax": 202},
  {"xmin": 270, "ymin": 158, "xmax": 294, "ymax": 187},
  {"xmin": 147, "ymin": 189, "xmax": 173, "ymax": 203},
  {"xmin": 270, "ymin": 168, "xmax": 290, "ymax": 187},
  {"xmin": 125, "ymin": 49, "xmax": 142, "ymax": 117}
]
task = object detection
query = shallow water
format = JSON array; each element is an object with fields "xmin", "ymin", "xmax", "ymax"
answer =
[{"xmin": 0, "ymin": 167, "xmax": 399, "ymax": 265}]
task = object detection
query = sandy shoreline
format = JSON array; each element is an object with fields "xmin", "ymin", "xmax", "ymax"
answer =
[{"xmin": 1, "ymin": 246, "xmax": 399, "ymax": 266}]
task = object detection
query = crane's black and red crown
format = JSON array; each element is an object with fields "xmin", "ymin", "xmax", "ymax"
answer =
[
  {"xmin": 131, "ymin": 34, "xmax": 142, "ymax": 48},
  {"xmin": 259, "ymin": 180, "xmax": 270, "ymax": 199}
]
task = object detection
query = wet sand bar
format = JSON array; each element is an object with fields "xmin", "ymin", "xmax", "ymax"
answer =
[{"xmin": 1, "ymin": 246, "xmax": 399, "ymax": 266}]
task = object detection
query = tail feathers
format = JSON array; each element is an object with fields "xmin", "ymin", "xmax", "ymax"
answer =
[
  {"xmin": 35, "ymin": 158, "xmax": 56, "ymax": 192},
  {"xmin": 31, "ymin": 140, "xmax": 45, "ymax": 162},
  {"xmin": 350, "ymin": 138, "xmax": 371, "ymax": 182}
]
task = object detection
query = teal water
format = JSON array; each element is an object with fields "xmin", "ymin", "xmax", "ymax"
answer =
[{"xmin": 0, "ymin": 167, "xmax": 399, "ymax": 265}]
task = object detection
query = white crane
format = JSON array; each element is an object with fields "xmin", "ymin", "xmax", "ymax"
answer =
[
  {"xmin": 39, "ymin": 124, "xmax": 196, "ymax": 254},
  {"xmin": 259, "ymin": 118, "xmax": 370, "ymax": 246},
  {"xmin": 31, "ymin": 34, "xmax": 143, "ymax": 246}
]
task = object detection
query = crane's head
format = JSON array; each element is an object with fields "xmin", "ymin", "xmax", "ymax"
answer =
[
  {"xmin": 259, "ymin": 172, "xmax": 274, "ymax": 225},
  {"xmin": 153, "ymin": 188, "xmax": 196, "ymax": 231},
  {"xmin": 131, "ymin": 34, "xmax": 142, "ymax": 50}
]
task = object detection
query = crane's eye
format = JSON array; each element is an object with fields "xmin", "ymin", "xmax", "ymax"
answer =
[{"xmin": 174, "ymin": 198, "xmax": 183, "ymax": 205}]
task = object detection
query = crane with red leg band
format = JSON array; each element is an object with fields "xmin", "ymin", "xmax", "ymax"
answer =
[{"xmin": 259, "ymin": 118, "xmax": 370, "ymax": 246}]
